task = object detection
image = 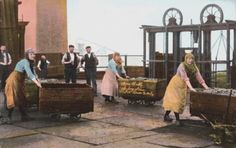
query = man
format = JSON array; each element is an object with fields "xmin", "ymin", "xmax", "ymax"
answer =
[
  {"xmin": 81, "ymin": 46, "xmax": 98, "ymax": 96},
  {"xmin": 37, "ymin": 55, "xmax": 50, "ymax": 79},
  {"xmin": 0, "ymin": 45, "xmax": 12, "ymax": 91},
  {"xmin": 61, "ymin": 45, "xmax": 80, "ymax": 83}
]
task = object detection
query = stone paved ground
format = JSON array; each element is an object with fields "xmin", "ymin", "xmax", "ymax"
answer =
[{"xmin": 0, "ymin": 80, "xmax": 234, "ymax": 148}]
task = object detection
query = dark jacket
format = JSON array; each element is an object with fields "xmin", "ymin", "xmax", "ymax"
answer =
[{"xmin": 64, "ymin": 52, "xmax": 79, "ymax": 69}]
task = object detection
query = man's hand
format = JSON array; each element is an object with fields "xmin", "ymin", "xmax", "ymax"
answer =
[{"xmin": 0, "ymin": 62, "xmax": 6, "ymax": 65}]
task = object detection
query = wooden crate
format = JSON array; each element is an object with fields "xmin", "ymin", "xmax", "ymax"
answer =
[
  {"xmin": 125, "ymin": 66, "xmax": 145, "ymax": 78},
  {"xmin": 39, "ymin": 83, "xmax": 94, "ymax": 114},
  {"xmin": 118, "ymin": 78, "xmax": 166, "ymax": 101},
  {"xmin": 190, "ymin": 88, "xmax": 235, "ymax": 124},
  {"xmin": 232, "ymin": 66, "xmax": 236, "ymax": 89},
  {"xmin": 228, "ymin": 90, "xmax": 236, "ymax": 124}
]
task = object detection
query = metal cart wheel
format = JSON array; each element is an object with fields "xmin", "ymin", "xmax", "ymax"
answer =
[
  {"xmin": 128, "ymin": 99, "xmax": 136, "ymax": 105},
  {"xmin": 135, "ymin": 99, "xmax": 142, "ymax": 104},
  {"xmin": 128, "ymin": 99, "xmax": 131, "ymax": 104},
  {"xmin": 70, "ymin": 114, "xmax": 81, "ymax": 120},
  {"xmin": 144, "ymin": 100, "xmax": 156, "ymax": 106},
  {"xmin": 200, "ymin": 4, "xmax": 224, "ymax": 24},
  {"xmin": 50, "ymin": 113, "xmax": 61, "ymax": 120},
  {"xmin": 163, "ymin": 8, "xmax": 183, "ymax": 26}
]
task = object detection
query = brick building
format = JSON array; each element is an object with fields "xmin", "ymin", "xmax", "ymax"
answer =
[{"xmin": 18, "ymin": 0, "xmax": 68, "ymax": 53}]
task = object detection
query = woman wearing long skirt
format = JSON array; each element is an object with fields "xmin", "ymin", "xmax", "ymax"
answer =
[
  {"xmin": 162, "ymin": 53, "xmax": 209, "ymax": 125},
  {"xmin": 101, "ymin": 52, "xmax": 123, "ymax": 103},
  {"xmin": 5, "ymin": 49, "xmax": 41, "ymax": 123}
]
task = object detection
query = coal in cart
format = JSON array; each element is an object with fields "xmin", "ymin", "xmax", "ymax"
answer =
[
  {"xmin": 118, "ymin": 78, "xmax": 166, "ymax": 105},
  {"xmin": 190, "ymin": 88, "xmax": 236, "ymax": 144}
]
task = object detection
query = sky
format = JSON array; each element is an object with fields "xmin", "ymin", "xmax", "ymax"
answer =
[{"xmin": 67, "ymin": 0, "xmax": 236, "ymax": 58}]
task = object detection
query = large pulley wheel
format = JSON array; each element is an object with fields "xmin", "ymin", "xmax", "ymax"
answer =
[
  {"xmin": 200, "ymin": 4, "xmax": 224, "ymax": 24},
  {"xmin": 163, "ymin": 8, "xmax": 183, "ymax": 26}
]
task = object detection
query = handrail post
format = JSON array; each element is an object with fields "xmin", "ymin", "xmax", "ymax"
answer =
[{"xmin": 125, "ymin": 55, "xmax": 127, "ymax": 67}]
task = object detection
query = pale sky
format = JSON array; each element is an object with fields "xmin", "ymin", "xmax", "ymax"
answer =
[{"xmin": 67, "ymin": 0, "xmax": 236, "ymax": 57}]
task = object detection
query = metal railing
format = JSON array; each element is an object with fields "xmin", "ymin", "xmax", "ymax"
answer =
[{"xmin": 86, "ymin": 54, "xmax": 143, "ymax": 71}]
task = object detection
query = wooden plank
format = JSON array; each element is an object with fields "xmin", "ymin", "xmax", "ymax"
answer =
[
  {"xmin": 142, "ymin": 23, "xmax": 236, "ymax": 33},
  {"xmin": 228, "ymin": 90, "xmax": 236, "ymax": 124}
]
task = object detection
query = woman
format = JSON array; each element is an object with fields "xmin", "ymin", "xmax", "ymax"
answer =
[
  {"xmin": 162, "ymin": 53, "xmax": 209, "ymax": 125},
  {"xmin": 101, "ymin": 52, "xmax": 123, "ymax": 103},
  {"xmin": 116, "ymin": 56, "xmax": 129, "ymax": 78},
  {"xmin": 5, "ymin": 49, "xmax": 42, "ymax": 123}
]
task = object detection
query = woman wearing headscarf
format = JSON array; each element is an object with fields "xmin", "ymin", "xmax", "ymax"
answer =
[
  {"xmin": 162, "ymin": 53, "xmax": 209, "ymax": 125},
  {"xmin": 101, "ymin": 52, "xmax": 123, "ymax": 103},
  {"xmin": 5, "ymin": 49, "xmax": 41, "ymax": 123}
]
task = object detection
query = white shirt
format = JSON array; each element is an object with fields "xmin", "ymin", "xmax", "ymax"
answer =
[
  {"xmin": 37, "ymin": 60, "xmax": 50, "ymax": 68},
  {"xmin": 87, "ymin": 53, "xmax": 91, "ymax": 58},
  {"xmin": 62, "ymin": 52, "xmax": 80, "ymax": 64},
  {"xmin": 70, "ymin": 53, "xmax": 75, "ymax": 62},
  {"xmin": 0, "ymin": 53, "xmax": 11, "ymax": 65}
]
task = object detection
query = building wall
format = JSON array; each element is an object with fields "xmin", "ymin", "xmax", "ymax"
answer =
[
  {"xmin": 18, "ymin": 0, "xmax": 37, "ymax": 50},
  {"xmin": 36, "ymin": 0, "xmax": 67, "ymax": 53},
  {"xmin": 18, "ymin": 0, "xmax": 67, "ymax": 53},
  {"xmin": 0, "ymin": 0, "xmax": 20, "ymax": 64}
]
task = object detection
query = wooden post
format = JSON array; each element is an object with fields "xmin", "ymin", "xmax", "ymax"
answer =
[
  {"xmin": 173, "ymin": 32, "xmax": 180, "ymax": 72},
  {"xmin": 165, "ymin": 30, "xmax": 169, "ymax": 82},
  {"xmin": 143, "ymin": 29, "xmax": 146, "ymax": 76},
  {"xmin": 148, "ymin": 32, "xmax": 156, "ymax": 78},
  {"xmin": 18, "ymin": 21, "xmax": 29, "ymax": 59},
  {"xmin": 203, "ymin": 30, "xmax": 212, "ymax": 86},
  {"xmin": 198, "ymin": 27, "xmax": 202, "ymax": 70},
  {"xmin": 124, "ymin": 55, "xmax": 127, "ymax": 67},
  {"xmin": 232, "ymin": 29, "xmax": 236, "ymax": 89},
  {"xmin": 226, "ymin": 28, "xmax": 231, "ymax": 87}
]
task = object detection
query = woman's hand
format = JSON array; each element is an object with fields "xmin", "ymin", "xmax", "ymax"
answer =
[
  {"xmin": 190, "ymin": 88, "xmax": 197, "ymax": 92},
  {"xmin": 118, "ymin": 76, "xmax": 124, "ymax": 79},
  {"xmin": 37, "ymin": 83, "xmax": 42, "ymax": 88},
  {"xmin": 202, "ymin": 83, "xmax": 209, "ymax": 90},
  {"xmin": 33, "ymin": 79, "xmax": 42, "ymax": 88}
]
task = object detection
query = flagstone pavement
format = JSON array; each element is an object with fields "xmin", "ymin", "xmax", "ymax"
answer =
[{"xmin": 0, "ymin": 80, "xmax": 232, "ymax": 148}]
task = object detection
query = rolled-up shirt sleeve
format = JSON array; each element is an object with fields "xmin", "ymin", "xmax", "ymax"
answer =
[
  {"xmin": 23, "ymin": 60, "xmax": 36, "ymax": 80},
  {"xmin": 195, "ymin": 71, "xmax": 205, "ymax": 84},
  {"xmin": 108, "ymin": 60, "xmax": 118, "ymax": 73},
  {"xmin": 61, "ymin": 54, "xmax": 67, "ymax": 64},
  {"xmin": 178, "ymin": 64, "xmax": 189, "ymax": 81}
]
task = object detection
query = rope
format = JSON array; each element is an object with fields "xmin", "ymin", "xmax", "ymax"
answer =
[
  {"xmin": 76, "ymin": 37, "xmax": 115, "ymax": 52},
  {"xmin": 215, "ymin": 32, "xmax": 223, "ymax": 60}
]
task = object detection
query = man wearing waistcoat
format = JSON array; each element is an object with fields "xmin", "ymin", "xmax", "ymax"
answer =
[
  {"xmin": 0, "ymin": 45, "xmax": 12, "ymax": 91},
  {"xmin": 62, "ymin": 45, "xmax": 80, "ymax": 83},
  {"xmin": 81, "ymin": 46, "xmax": 98, "ymax": 96}
]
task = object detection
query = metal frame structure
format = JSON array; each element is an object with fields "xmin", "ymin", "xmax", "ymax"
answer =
[{"xmin": 141, "ymin": 4, "xmax": 236, "ymax": 88}]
